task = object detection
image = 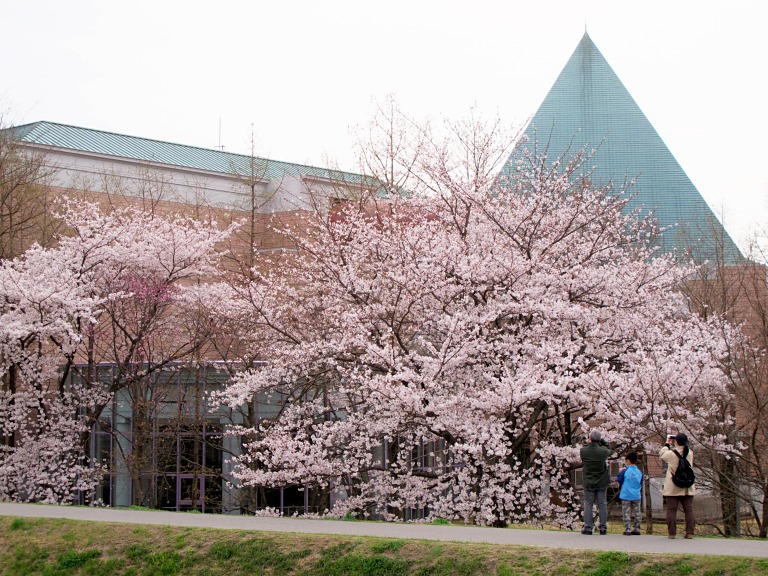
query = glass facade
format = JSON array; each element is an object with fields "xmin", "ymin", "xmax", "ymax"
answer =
[
  {"xmin": 77, "ymin": 363, "xmax": 324, "ymax": 515},
  {"xmin": 75, "ymin": 364, "xmax": 231, "ymax": 511}
]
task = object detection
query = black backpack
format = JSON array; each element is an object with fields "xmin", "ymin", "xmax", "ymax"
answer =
[{"xmin": 671, "ymin": 447, "xmax": 696, "ymax": 488}]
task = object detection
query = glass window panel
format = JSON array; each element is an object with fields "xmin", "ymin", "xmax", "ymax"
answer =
[
  {"xmin": 204, "ymin": 435, "xmax": 223, "ymax": 471},
  {"xmin": 156, "ymin": 475, "xmax": 177, "ymax": 510},
  {"xmin": 256, "ymin": 390, "xmax": 283, "ymax": 421},
  {"xmin": 179, "ymin": 436, "xmax": 204, "ymax": 472},
  {"xmin": 203, "ymin": 476, "xmax": 223, "ymax": 513},
  {"xmin": 93, "ymin": 475, "xmax": 112, "ymax": 506},
  {"xmin": 179, "ymin": 477, "xmax": 201, "ymax": 504},
  {"xmin": 282, "ymin": 486, "xmax": 305, "ymax": 516},
  {"xmin": 97, "ymin": 365, "xmax": 115, "ymax": 385},
  {"xmin": 92, "ymin": 432, "xmax": 112, "ymax": 466},
  {"xmin": 155, "ymin": 435, "xmax": 178, "ymax": 473},
  {"xmin": 114, "ymin": 388, "xmax": 133, "ymax": 422},
  {"xmin": 154, "ymin": 400, "xmax": 181, "ymax": 420}
]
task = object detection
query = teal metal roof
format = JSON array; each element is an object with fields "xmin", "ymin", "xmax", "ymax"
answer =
[
  {"xmin": 503, "ymin": 32, "xmax": 741, "ymax": 263},
  {"xmin": 11, "ymin": 121, "xmax": 364, "ymax": 184}
]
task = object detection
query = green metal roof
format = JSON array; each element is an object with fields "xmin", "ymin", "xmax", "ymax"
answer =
[
  {"xmin": 503, "ymin": 32, "xmax": 741, "ymax": 263},
  {"xmin": 10, "ymin": 121, "xmax": 364, "ymax": 184}
]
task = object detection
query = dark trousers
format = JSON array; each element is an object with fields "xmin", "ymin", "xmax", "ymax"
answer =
[
  {"xmin": 583, "ymin": 487, "xmax": 607, "ymax": 531},
  {"xmin": 665, "ymin": 495, "xmax": 695, "ymax": 536}
]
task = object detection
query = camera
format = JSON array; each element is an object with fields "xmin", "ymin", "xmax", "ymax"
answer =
[{"xmin": 667, "ymin": 434, "xmax": 676, "ymax": 443}]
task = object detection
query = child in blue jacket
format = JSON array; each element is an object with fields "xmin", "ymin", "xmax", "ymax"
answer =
[{"xmin": 616, "ymin": 451, "xmax": 643, "ymax": 535}]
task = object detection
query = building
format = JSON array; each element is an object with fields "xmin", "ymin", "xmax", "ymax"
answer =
[
  {"xmin": 505, "ymin": 32, "xmax": 741, "ymax": 264},
  {"xmin": 10, "ymin": 120, "xmax": 366, "ymax": 216}
]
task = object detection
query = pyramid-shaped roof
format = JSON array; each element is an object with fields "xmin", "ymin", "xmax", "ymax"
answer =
[{"xmin": 504, "ymin": 32, "xmax": 741, "ymax": 263}]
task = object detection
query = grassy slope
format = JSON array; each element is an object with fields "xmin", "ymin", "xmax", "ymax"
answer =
[{"xmin": 1, "ymin": 516, "xmax": 767, "ymax": 576}]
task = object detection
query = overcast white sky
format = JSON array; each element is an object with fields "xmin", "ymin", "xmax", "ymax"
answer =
[{"xmin": 2, "ymin": 0, "xmax": 766, "ymax": 250}]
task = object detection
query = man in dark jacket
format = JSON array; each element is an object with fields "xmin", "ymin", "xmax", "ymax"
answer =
[{"xmin": 580, "ymin": 429, "xmax": 612, "ymax": 535}]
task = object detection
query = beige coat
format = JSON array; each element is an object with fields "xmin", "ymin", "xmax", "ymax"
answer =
[{"xmin": 659, "ymin": 445, "xmax": 696, "ymax": 497}]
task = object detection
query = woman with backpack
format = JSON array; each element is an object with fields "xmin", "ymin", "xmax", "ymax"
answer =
[{"xmin": 660, "ymin": 432, "xmax": 696, "ymax": 539}]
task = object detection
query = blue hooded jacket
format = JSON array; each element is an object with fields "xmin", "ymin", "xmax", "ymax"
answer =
[{"xmin": 617, "ymin": 465, "xmax": 643, "ymax": 501}]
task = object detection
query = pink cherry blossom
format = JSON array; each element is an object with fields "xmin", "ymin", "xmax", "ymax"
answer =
[
  {"xmin": 210, "ymin": 115, "xmax": 735, "ymax": 526},
  {"xmin": 0, "ymin": 199, "xmax": 235, "ymax": 504}
]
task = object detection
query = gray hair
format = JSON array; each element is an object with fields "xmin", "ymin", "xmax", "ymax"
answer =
[{"xmin": 589, "ymin": 430, "xmax": 602, "ymax": 442}]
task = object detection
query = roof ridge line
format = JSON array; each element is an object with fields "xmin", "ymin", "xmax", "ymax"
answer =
[{"xmin": 20, "ymin": 120, "xmax": 355, "ymax": 176}]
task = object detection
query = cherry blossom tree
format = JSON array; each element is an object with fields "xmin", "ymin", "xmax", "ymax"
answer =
[
  {"xmin": 211, "ymin": 111, "xmax": 735, "ymax": 526},
  {"xmin": 0, "ymin": 199, "xmax": 234, "ymax": 504}
]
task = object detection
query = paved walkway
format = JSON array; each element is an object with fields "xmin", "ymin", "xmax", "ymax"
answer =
[{"xmin": 1, "ymin": 502, "xmax": 766, "ymax": 558}]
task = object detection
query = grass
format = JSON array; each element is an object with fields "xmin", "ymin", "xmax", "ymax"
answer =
[{"xmin": 2, "ymin": 516, "xmax": 768, "ymax": 576}]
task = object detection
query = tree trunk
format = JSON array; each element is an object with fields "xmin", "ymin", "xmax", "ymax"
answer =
[
  {"xmin": 2, "ymin": 364, "xmax": 16, "ymax": 448},
  {"xmin": 719, "ymin": 457, "xmax": 740, "ymax": 537},
  {"xmin": 309, "ymin": 484, "xmax": 330, "ymax": 514},
  {"xmin": 761, "ymin": 480, "xmax": 768, "ymax": 538},
  {"xmin": 131, "ymin": 396, "xmax": 148, "ymax": 506},
  {"xmin": 642, "ymin": 452, "xmax": 654, "ymax": 534}
]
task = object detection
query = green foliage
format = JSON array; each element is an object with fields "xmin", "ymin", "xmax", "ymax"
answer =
[
  {"xmin": 125, "ymin": 544, "xmax": 151, "ymax": 559},
  {"xmin": 143, "ymin": 550, "xmax": 185, "ymax": 575},
  {"xmin": 636, "ymin": 558, "xmax": 697, "ymax": 576},
  {"xmin": 371, "ymin": 539, "xmax": 406, "ymax": 553},
  {"xmin": 87, "ymin": 557, "xmax": 126, "ymax": 576},
  {"xmin": 636, "ymin": 562, "xmax": 662, "ymax": 576},
  {"xmin": 9, "ymin": 517, "xmax": 28, "ymax": 531},
  {"xmin": 209, "ymin": 541, "xmax": 239, "ymax": 560},
  {"xmin": 7, "ymin": 543, "xmax": 50, "ymax": 574},
  {"xmin": 414, "ymin": 556, "xmax": 487, "ymax": 575},
  {"xmin": 239, "ymin": 537, "xmax": 310, "ymax": 574},
  {"xmin": 430, "ymin": 518, "xmax": 452, "ymax": 525},
  {"xmin": 56, "ymin": 549, "xmax": 101, "ymax": 569},
  {"xmin": 583, "ymin": 551, "xmax": 631, "ymax": 576},
  {"xmin": 312, "ymin": 552, "xmax": 410, "ymax": 576},
  {"xmin": 725, "ymin": 559, "xmax": 755, "ymax": 576}
]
